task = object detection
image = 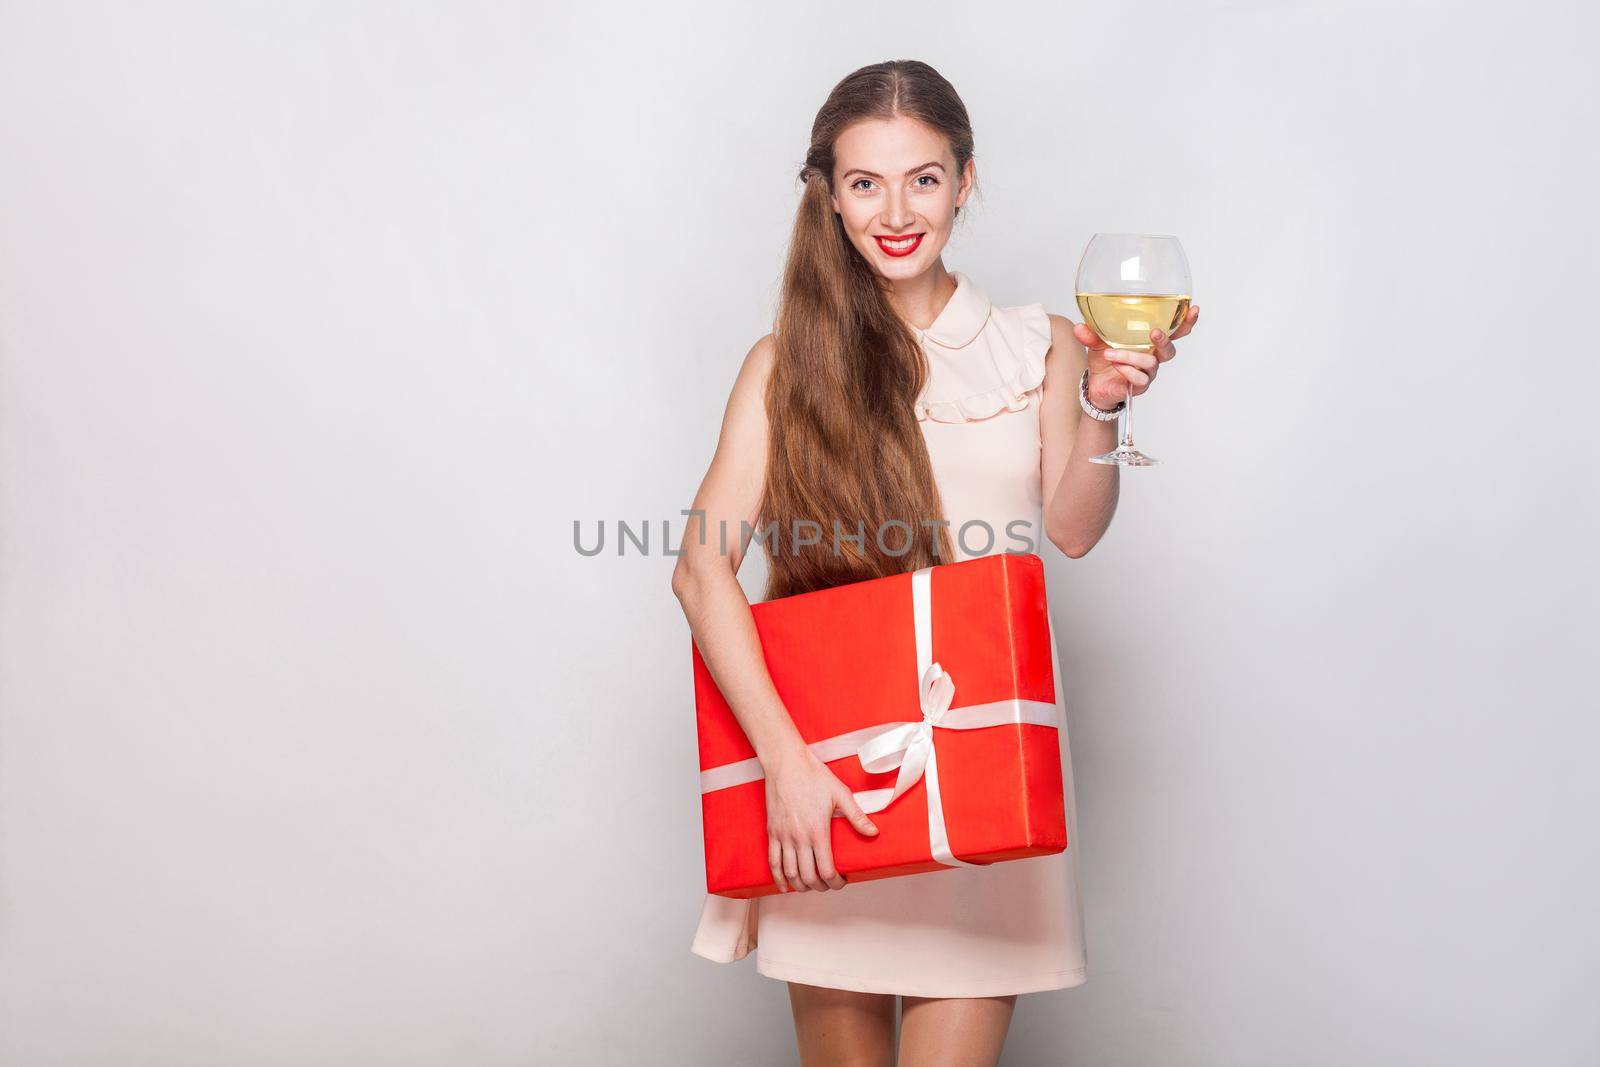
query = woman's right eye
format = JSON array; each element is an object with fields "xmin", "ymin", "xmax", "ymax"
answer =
[{"xmin": 851, "ymin": 178, "xmax": 875, "ymax": 192}]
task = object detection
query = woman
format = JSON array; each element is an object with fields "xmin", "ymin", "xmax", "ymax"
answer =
[{"xmin": 672, "ymin": 59, "xmax": 1199, "ymax": 1065}]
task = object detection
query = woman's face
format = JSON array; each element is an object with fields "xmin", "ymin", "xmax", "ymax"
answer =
[{"xmin": 830, "ymin": 115, "xmax": 974, "ymax": 281}]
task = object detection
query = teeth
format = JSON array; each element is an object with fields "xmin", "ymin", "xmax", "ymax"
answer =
[{"xmin": 880, "ymin": 236, "xmax": 918, "ymax": 250}]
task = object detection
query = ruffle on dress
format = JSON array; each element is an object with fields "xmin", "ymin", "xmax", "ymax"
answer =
[{"xmin": 907, "ymin": 272, "xmax": 1053, "ymax": 424}]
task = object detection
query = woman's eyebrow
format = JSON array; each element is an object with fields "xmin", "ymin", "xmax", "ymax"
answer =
[{"xmin": 840, "ymin": 161, "xmax": 947, "ymax": 180}]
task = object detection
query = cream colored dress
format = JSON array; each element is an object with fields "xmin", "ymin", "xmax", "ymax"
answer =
[{"xmin": 689, "ymin": 271, "xmax": 1089, "ymax": 998}]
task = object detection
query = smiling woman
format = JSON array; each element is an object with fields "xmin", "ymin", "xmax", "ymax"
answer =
[{"xmin": 670, "ymin": 57, "xmax": 1198, "ymax": 1067}]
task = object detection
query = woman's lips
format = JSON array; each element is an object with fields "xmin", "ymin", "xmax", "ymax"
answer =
[{"xmin": 874, "ymin": 232, "xmax": 925, "ymax": 257}]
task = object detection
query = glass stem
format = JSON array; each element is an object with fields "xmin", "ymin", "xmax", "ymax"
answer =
[{"xmin": 1121, "ymin": 379, "xmax": 1135, "ymax": 449}]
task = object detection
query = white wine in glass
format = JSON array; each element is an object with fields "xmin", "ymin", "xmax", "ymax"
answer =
[{"xmin": 1074, "ymin": 234, "xmax": 1193, "ymax": 466}]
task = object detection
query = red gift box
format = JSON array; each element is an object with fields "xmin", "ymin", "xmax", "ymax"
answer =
[{"xmin": 693, "ymin": 552, "xmax": 1067, "ymax": 898}]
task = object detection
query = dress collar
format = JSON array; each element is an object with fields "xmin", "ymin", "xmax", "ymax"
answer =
[{"xmin": 904, "ymin": 270, "xmax": 992, "ymax": 350}]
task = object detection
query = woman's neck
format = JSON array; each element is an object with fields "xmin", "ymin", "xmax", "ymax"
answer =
[{"xmin": 884, "ymin": 262, "xmax": 956, "ymax": 331}]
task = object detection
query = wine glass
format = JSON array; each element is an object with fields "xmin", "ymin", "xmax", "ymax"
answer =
[{"xmin": 1074, "ymin": 233, "xmax": 1193, "ymax": 466}]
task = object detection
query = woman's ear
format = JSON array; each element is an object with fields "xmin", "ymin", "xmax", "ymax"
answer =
[{"xmin": 955, "ymin": 158, "xmax": 976, "ymax": 209}]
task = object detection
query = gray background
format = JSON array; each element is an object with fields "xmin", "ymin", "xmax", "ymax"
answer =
[{"xmin": 2, "ymin": 2, "xmax": 1596, "ymax": 1064}]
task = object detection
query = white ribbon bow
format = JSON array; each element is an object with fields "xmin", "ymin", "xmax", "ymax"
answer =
[
  {"xmin": 847, "ymin": 658, "xmax": 978, "ymax": 868},
  {"xmin": 852, "ymin": 662, "xmax": 955, "ymax": 808}
]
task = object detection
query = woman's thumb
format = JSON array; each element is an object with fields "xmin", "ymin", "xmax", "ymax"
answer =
[{"xmin": 838, "ymin": 790, "xmax": 879, "ymax": 835}]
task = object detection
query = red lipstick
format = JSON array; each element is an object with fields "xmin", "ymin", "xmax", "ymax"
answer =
[{"xmin": 874, "ymin": 232, "xmax": 925, "ymax": 257}]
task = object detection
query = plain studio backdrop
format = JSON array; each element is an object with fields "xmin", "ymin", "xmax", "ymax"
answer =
[{"xmin": 1, "ymin": 2, "xmax": 1596, "ymax": 1065}]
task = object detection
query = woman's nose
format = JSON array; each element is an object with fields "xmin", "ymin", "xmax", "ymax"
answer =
[{"xmin": 880, "ymin": 188, "xmax": 915, "ymax": 230}]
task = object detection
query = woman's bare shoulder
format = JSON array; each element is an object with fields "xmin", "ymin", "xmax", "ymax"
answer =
[
  {"xmin": 727, "ymin": 332, "xmax": 776, "ymax": 405},
  {"xmin": 711, "ymin": 333, "xmax": 776, "ymax": 447},
  {"xmin": 745, "ymin": 332, "xmax": 777, "ymax": 377},
  {"xmin": 1042, "ymin": 313, "xmax": 1088, "ymax": 379}
]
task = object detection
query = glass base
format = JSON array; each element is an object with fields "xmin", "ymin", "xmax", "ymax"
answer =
[{"xmin": 1090, "ymin": 445, "xmax": 1162, "ymax": 466}]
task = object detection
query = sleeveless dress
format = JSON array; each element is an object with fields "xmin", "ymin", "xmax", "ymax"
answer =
[{"xmin": 689, "ymin": 271, "xmax": 1090, "ymax": 998}]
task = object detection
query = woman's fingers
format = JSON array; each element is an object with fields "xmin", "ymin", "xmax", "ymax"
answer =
[
  {"xmin": 1151, "ymin": 328, "xmax": 1175, "ymax": 360},
  {"xmin": 781, "ymin": 839, "xmax": 803, "ymax": 892},
  {"xmin": 769, "ymin": 837, "xmax": 786, "ymax": 892},
  {"xmin": 796, "ymin": 842, "xmax": 826, "ymax": 892},
  {"xmin": 1072, "ymin": 321, "xmax": 1107, "ymax": 351},
  {"xmin": 1149, "ymin": 328, "xmax": 1178, "ymax": 361},
  {"xmin": 1108, "ymin": 359, "xmax": 1151, "ymax": 390},
  {"xmin": 1112, "ymin": 348, "xmax": 1159, "ymax": 374},
  {"xmin": 1168, "ymin": 303, "xmax": 1199, "ymax": 341},
  {"xmin": 774, "ymin": 833, "xmax": 837, "ymax": 892},
  {"xmin": 835, "ymin": 788, "xmax": 879, "ymax": 837},
  {"xmin": 764, "ymin": 760, "xmax": 870, "ymax": 894},
  {"xmin": 1109, "ymin": 349, "xmax": 1158, "ymax": 389},
  {"xmin": 812, "ymin": 831, "xmax": 846, "ymax": 890}
]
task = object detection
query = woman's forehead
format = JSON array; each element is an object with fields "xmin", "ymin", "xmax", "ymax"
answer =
[{"xmin": 834, "ymin": 116, "xmax": 950, "ymax": 171}]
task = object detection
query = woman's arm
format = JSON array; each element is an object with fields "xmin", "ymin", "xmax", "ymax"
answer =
[
  {"xmin": 671, "ymin": 334, "xmax": 878, "ymax": 894},
  {"xmin": 1039, "ymin": 314, "xmax": 1121, "ymax": 558},
  {"xmin": 671, "ymin": 335, "xmax": 801, "ymax": 762},
  {"xmin": 1039, "ymin": 306, "xmax": 1199, "ymax": 556}
]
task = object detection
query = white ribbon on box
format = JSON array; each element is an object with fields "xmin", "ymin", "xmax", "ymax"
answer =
[{"xmin": 699, "ymin": 565, "xmax": 1060, "ymax": 870}]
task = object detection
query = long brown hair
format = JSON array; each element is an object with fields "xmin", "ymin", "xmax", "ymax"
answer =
[{"xmin": 760, "ymin": 60, "xmax": 975, "ymax": 600}]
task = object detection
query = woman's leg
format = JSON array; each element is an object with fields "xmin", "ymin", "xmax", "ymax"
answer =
[
  {"xmin": 787, "ymin": 981, "xmax": 897, "ymax": 1067},
  {"xmin": 896, "ymin": 994, "xmax": 1018, "ymax": 1067}
]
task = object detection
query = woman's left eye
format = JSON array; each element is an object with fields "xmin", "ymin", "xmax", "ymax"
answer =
[{"xmin": 915, "ymin": 175, "xmax": 939, "ymax": 188}]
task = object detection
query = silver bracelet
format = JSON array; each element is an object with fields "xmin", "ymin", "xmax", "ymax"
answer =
[{"xmin": 1079, "ymin": 369, "xmax": 1124, "ymax": 421}]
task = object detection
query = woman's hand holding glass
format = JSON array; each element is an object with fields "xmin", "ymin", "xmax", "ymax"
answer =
[{"xmin": 1075, "ymin": 304, "xmax": 1201, "ymax": 411}]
